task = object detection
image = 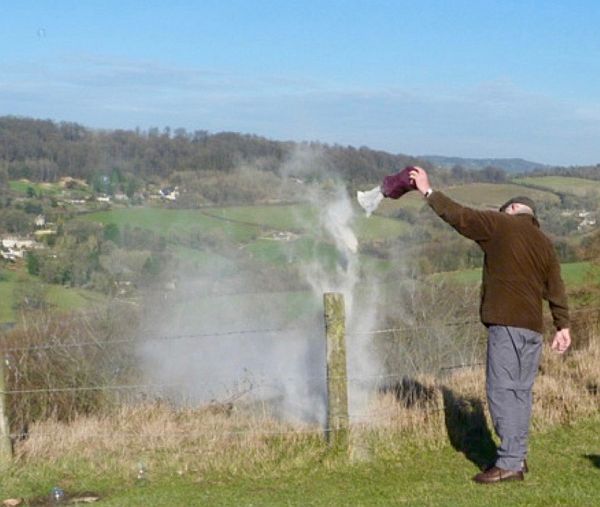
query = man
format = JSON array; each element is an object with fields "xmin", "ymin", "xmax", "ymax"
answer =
[{"xmin": 409, "ymin": 166, "xmax": 571, "ymax": 484}]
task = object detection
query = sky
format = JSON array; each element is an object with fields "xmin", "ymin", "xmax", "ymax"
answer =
[{"xmin": 1, "ymin": 0, "xmax": 600, "ymax": 166}]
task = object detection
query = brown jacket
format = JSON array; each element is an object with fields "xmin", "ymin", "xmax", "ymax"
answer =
[{"xmin": 427, "ymin": 191, "xmax": 569, "ymax": 333}]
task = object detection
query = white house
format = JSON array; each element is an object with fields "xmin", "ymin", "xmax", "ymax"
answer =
[
  {"xmin": 34, "ymin": 215, "xmax": 46, "ymax": 228},
  {"xmin": 159, "ymin": 187, "xmax": 180, "ymax": 201},
  {"xmin": 0, "ymin": 236, "xmax": 39, "ymax": 261}
]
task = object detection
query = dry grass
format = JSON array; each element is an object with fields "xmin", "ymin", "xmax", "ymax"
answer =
[
  {"xmin": 353, "ymin": 331, "xmax": 600, "ymax": 457},
  {"xmin": 13, "ymin": 402, "xmax": 326, "ymax": 481},
  {"xmin": 10, "ymin": 329, "xmax": 599, "ymax": 479}
]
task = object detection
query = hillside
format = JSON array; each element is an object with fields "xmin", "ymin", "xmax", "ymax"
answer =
[{"xmin": 0, "ymin": 116, "xmax": 426, "ymax": 186}]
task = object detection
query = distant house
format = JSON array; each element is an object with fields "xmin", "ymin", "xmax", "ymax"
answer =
[
  {"xmin": 34, "ymin": 215, "xmax": 46, "ymax": 228},
  {"xmin": 0, "ymin": 236, "xmax": 39, "ymax": 261},
  {"xmin": 159, "ymin": 187, "xmax": 180, "ymax": 201},
  {"xmin": 114, "ymin": 192, "xmax": 129, "ymax": 202},
  {"xmin": 578, "ymin": 211, "xmax": 597, "ymax": 231},
  {"xmin": 96, "ymin": 194, "xmax": 111, "ymax": 203}
]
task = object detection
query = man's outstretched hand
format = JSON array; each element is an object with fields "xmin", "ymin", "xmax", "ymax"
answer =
[{"xmin": 551, "ymin": 328, "xmax": 571, "ymax": 354}]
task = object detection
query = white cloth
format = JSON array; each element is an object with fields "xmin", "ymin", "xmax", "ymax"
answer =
[{"xmin": 356, "ymin": 186, "xmax": 384, "ymax": 217}]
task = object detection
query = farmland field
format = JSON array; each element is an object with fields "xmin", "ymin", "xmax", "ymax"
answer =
[
  {"xmin": 84, "ymin": 204, "xmax": 412, "ymax": 244},
  {"xmin": 0, "ymin": 268, "xmax": 105, "ymax": 323},
  {"xmin": 513, "ymin": 176, "xmax": 600, "ymax": 197},
  {"xmin": 444, "ymin": 183, "xmax": 560, "ymax": 209},
  {"xmin": 9, "ymin": 180, "xmax": 63, "ymax": 196},
  {"xmin": 84, "ymin": 207, "xmax": 261, "ymax": 242},
  {"xmin": 434, "ymin": 261, "xmax": 596, "ymax": 288}
]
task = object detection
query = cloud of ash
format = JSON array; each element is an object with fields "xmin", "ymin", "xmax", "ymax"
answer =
[{"xmin": 136, "ymin": 145, "xmax": 385, "ymax": 425}]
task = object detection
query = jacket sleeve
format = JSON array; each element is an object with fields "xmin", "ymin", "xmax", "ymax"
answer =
[
  {"xmin": 427, "ymin": 191, "xmax": 497, "ymax": 242},
  {"xmin": 544, "ymin": 249, "xmax": 570, "ymax": 330}
]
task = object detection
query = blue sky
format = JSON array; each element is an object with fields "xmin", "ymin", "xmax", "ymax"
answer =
[{"xmin": 1, "ymin": 0, "xmax": 600, "ymax": 165}]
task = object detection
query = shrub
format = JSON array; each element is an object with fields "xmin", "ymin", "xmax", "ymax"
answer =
[{"xmin": 0, "ymin": 303, "xmax": 141, "ymax": 435}]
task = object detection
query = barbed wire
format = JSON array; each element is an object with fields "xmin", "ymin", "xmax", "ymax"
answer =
[
  {"xmin": 1, "ymin": 304, "xmax": 597, "ymax": 396},
  {"xmin": 3, "ymin": 302, "xmax": 598, "ymax": 355},
  {"xmin": 0, "ymin": 365, "xmax": 493, "ymax": 396},
  {"xmin": 0, "ymin": 326, "xmax": 305, "ymax": 353}
]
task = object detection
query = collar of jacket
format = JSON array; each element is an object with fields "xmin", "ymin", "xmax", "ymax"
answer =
[{"xmin": 513, "ymin": 213, "xmax": 540, "ymax": 228}]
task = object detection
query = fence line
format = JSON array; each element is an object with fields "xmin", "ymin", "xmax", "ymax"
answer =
[
  {"xmin": 0, "ymin": 326, "xmax": 305, "ymax": 354},
  {"xmin": 1, "ymin": 301, "xmax": 598, "ymax": 450},
  {"xmin": 2, "ymin": 367, "xmax": 496, "ymax": 396},
  {"xmin": 3, "ymin": 303, "xmax": 599, "ymax": 355}
]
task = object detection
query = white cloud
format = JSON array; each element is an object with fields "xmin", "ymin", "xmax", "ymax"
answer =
[{"xmin": 1, "ymin": 56, "xmax": 599, "ymax": 165}]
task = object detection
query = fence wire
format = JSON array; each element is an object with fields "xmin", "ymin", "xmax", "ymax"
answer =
[
  {"xmin": 2, "ymin": 305, "xmax": 598, "ymax": 395},
  {"xmin": 3, "ymin": 304, "xmax": 598, "ymax": 355},
  {"xmin": 1, "ymin": 305, "xmax": 598, "ymax": 443}
]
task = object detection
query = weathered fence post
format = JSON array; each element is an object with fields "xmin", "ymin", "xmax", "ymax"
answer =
[
  {"xmin": 323, "ymin": 292, "xmax": 349, "ymax": 451},
  {"xmin": 0, "ymin": 355, "xmax": 13, "ymax": 463}
]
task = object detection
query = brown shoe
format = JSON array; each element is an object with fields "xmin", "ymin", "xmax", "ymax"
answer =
[
  {"xmin": 473, "ymin": 466, "xmax": 524, "ymax": 484},
  {"xmin": 483, "ymin": 459, "xmax": 528, "ymax": 473}
]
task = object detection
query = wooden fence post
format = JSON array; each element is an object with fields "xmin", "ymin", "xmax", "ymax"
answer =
[
  {"xmin": 323, "ymin": 292, "xmax": 349, "ymax": 451},
  {"xmin": 0, "ymin": 355, "xmax": 13, "ymax": 463}
]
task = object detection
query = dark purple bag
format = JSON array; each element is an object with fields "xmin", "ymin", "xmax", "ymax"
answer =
[{"xmin": 381, "ymin": 166, "xmax": 417, "ymax": 199}]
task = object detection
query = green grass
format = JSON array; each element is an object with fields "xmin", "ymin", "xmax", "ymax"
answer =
[
  {"xmin": 85, "ymin": 204, "xmax": 411, "ymax": 244},
  {"xmin": 354, "ymin": 213, "xmax": 411, "ymax": 240},
  {"xmin": 367, "ymin": 190, "xmax": 426, "ymax": 216},
  {"xmin": 434, "ymin": 261, "xmax": 598, "ymax": 288},
  {"xmin": 4, "ymin": 415, "xmax": 599, "ymax": 506},
  {"xmin": 444, "ymin": 183, "xmax": 560, "ymax": 209},
  {"xmin": 513, "ymin": 176, "xmax": 600, "ymax": 197},
  {"xmin": 9, "ymin": 180, "xmax": 62, "ymax": 196},
  {"xmin": 84, "ymin": 207, "xmax": 261, "ymax": 242},
  {"xmin": 0, "ymin": 268, "xmax": 105, "ymax": 323},
  {"xmin": 204, "ymin": 203, "xmax": 316, "ymax": 231}
]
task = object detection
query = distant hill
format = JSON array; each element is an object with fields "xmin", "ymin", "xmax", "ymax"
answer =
[{"xmin": 420, "ymin": 155, "xmax": 548, "ymax": 173}]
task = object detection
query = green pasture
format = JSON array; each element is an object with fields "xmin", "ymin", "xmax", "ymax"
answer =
[
  {"xmin": 513, "ymin": 176, "xmax": 600, "ymax": 197},
  {"xmin": 86, "ymin": 204, "xmax": 411, "ymax": 244},
  {"xmin": 204, "ymin": 203, "xmax": 316, "ymax": 231},
  {"xmin": 9, "ymin": 180, "xmax": 62, "ymax": 196},
  {"xmin": 169, "ymin": 245, "xmax": 239, "ymax": 275},
  {"xmin": 434, "ymin": 261, "xmax": 596, "ymax": 288},
  {"xmin": 4, "ymin": 415, "xmax": 599, "ymax": 506},
  {"xmin": 84, "ymin": 204, "xmax": 411, "ymax": 277},
  {"xmin": 365, "ymin": 190, "xmax": 426, "ymax": 216},
  {"xmin": 444, "ymin": 183, "xmax": 560, "ymax": 209},
  {"xmin": 84, "ymin": 207, "xmax": 261, "ymax": 242},
  {"xmin": 0, "ymin": 268, "xmax": 104, "ymax": 324}
]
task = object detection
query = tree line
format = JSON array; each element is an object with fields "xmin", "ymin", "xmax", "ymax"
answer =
[{"xmin": 0, "ymin": 116, "xmax": 423, "ymax": 185}]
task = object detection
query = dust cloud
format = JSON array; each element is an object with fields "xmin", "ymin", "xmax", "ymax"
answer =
[{"xmin": 137, "ymin": 146, "xmax": 389, "ymax": 425}]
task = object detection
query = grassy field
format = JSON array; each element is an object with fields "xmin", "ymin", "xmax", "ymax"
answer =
[
  {"xmin": 84, "ymin": 207, "xmax": 262, "ymax": 242},
  {"xmin": 85, "ymin": 204, "xmax": 411, "ymax": 243},
  {"xmin": 0, "ymin": 268, "xmax": 104, "ymax": 323},
  {"xmin": 439, "ymin": 261, "xmax": 597, "ymax": 288},
  {"xmin": 102, "ymin": 418, "xmax": 600, "ymax": 507},
  {"xmin": 513, "ymin": 176, "xmax": 600, "ymax": 197},
  {"xmin": 444, "ymin": 183, "xmax": 560, "ymax": 209},
  {"xmin": 9, "ymin": 180, "xmax": 63, "ymax": 196},
  {"xmin": 4, "ymin": 328, "xmax": 599, "ymax": 505},
  {"xmin": 3, "ymin": 409, "xmax": 598, "ymax": 506}
]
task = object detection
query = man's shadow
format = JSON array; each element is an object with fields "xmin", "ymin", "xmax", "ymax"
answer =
[
  {"xmin": 584, "ymin": 454, "xmax": 600, "ymax": 468},
  {"xmin": 441, "ymin": 387, "xmax": 497, "ymax": 470}
]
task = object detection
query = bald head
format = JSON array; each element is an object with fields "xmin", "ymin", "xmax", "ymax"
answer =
[{"xmin": 503, "ymin": 202, "xmax": 535, "ymax": 216}]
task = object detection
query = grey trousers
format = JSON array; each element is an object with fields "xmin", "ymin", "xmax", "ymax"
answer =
[{"xmin": 486, "ymin": 325, "xmax": 543, "ymax": 471}]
